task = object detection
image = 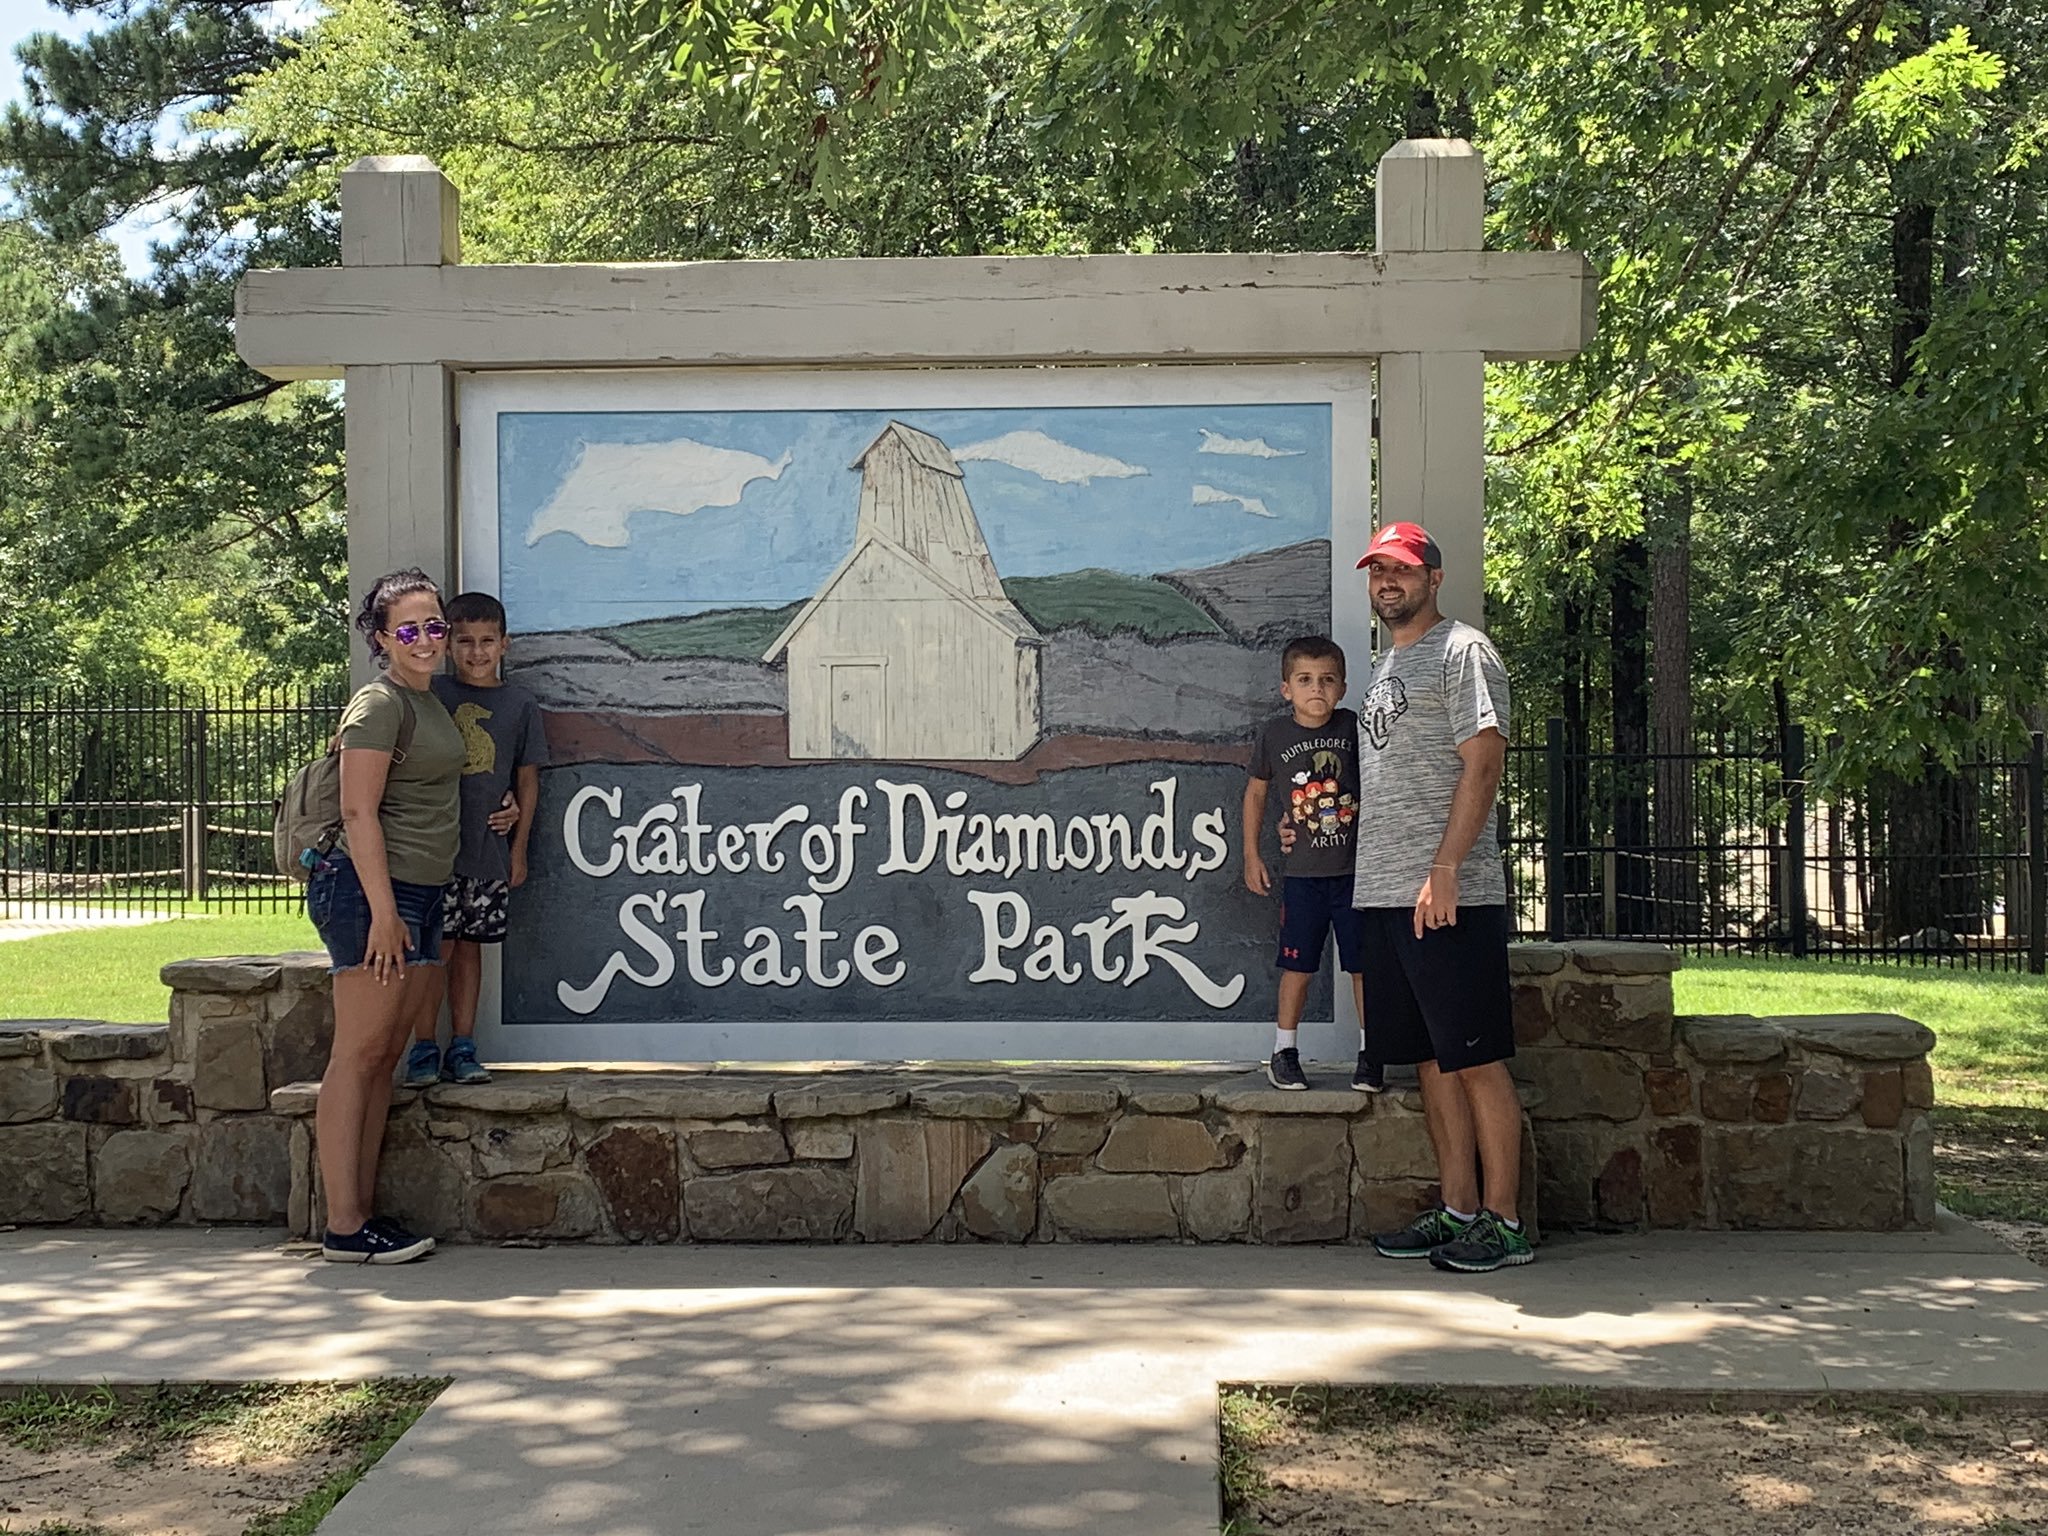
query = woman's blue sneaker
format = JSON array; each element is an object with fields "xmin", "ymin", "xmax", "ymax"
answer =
[
  {"xmin": 368, "ymin": 1215, "xmax": 434, "ymax": 1254},
  {"xmin": 399, "ymin": 1040, "xmax": 441, "ymax": 1088},
  {"xmin": 442, "ymin": 1037, "xmax": 492, "ymax": 1085},
  {"xmin": 322, "ymin": 1223, "xmax": 432, "ymax": 1264}
]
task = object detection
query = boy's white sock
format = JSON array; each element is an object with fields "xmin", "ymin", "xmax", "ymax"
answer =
[
  {"xmin": 1358, "ymin": 1027, "xmax": 1369, "ymax": 1052},
  {"xmin": 1273, "ymin": 1027, "xmax": 1298, "ymax": 1054}
]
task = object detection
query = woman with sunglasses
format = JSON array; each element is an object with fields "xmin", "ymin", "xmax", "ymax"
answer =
[{"xmin": 308, "ymin": 568, "xmax": 468, "ymax": 1263}]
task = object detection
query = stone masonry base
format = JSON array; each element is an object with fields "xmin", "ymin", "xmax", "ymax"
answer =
[{"xmin": 0, "ymin": 942, "xmax": 1936, "ymax": 1241}]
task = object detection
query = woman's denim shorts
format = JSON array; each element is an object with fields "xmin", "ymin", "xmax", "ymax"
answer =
[{"xmin": 307, "ymin": 852, "xmax": 446, "ymax": 975}]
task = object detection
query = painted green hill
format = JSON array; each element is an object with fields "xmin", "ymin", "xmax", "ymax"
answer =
[
  {"xmin": 1002, "ymin": 569, "xmax": 1221, "ymax": 641},
  {"xmin": 601, "ymin": 603, "xmax": 801, "ymax": 660},
  {"xmin": 595, "ymin": 567, "xmax": 1222, "ymax": 661}
]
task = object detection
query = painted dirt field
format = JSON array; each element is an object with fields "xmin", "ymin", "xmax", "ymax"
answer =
[{"xmin": 1223, "ymin": 1388, "xmax": 2048, "ymax": 1536}]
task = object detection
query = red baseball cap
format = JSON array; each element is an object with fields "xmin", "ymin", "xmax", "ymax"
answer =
[{"xmin": 1356, "ymin": 522, "xmax": 1442, "ymax": 570}]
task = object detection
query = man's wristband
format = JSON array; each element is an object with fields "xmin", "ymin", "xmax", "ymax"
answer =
[{"xmin": 1430, "ymin": 862, "xmax": 1459, "ymax": 870}]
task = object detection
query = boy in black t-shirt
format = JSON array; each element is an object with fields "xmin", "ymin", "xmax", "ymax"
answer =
[{"xmin": 1242, "ymin": 635, "xmax": 1383, "ymax": 1093}]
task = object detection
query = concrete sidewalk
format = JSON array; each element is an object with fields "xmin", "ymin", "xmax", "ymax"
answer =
[{"xmin": 3, "ymin": 1220, "xmax": 2043, "ymax": 1535}]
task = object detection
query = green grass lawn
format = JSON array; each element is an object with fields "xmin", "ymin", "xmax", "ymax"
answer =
[
  {"xmin": 1673, "ymin": 955, "xmax": 2048, "ymax": 1109},
  {"xmin": 0, "ymin": 910, "xmax": 318, "ymax": 1023}
]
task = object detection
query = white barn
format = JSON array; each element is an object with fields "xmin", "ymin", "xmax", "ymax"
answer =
[{"xmin": 764, "ymin": 421, "xmax": 1044, "ymax": 761}]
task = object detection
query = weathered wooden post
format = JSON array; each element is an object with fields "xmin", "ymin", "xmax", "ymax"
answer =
[
  {"xmin": 337, "ymin": 156, "xmax": 461, "ymax": 683},
  {"xmin": 1374, "ymin": 138, "xmax": 1488, "ymax": 623}
]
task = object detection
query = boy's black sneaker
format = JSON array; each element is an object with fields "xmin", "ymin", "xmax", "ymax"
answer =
[
  {"xmin": 1351, "ymin": 1054, "xmax": 1386, "ymax": 1093},
  {"xmin": 1266, "ymin": 1047, "xmax": 1310, "ymax": 1091},
  {"xmin": 322, "ymin": 1223, "xmax": 433, "ymax": 1264}
]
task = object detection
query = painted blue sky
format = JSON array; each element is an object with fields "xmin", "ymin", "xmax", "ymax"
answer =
[{"xmin": 495, "ymin": 403, "xmax": 1333, "ymax": 632}]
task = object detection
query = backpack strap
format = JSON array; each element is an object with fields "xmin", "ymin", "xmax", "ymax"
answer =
[
  {"xmin": 330, "ymin": 678, "xmax": 422, "ymax": 763},
  {"xmin": 392, "ymin": 685, "xmax": 418, "ymax": 766}
]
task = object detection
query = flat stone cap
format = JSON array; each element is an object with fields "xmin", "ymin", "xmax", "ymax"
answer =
[
  {"xmin": 1507, "ymin": 943, "xmax": 1570, "ymax": 976},
  {"xmin": 1773, "ymin": 1014, "xmax": 1936, "ymax": 1062},
  {"xmin": 1678, "ymin": 1015, "xmax": 1788, "ymax": 1064},
  {"xmin": 43, "ymin": 1023, "xmax": 171, "ymax": 1061},
  {"xmin": 1566, "ymin": 940, "xmax": 1683, "ymax": 975},
  {"xmin": 160, "ymin": 955, "xmax": 285, "ymax": 993}
]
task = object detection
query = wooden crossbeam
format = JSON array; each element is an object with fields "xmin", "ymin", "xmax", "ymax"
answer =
[{"xmin": 235, "ymin": 249, "xmax": 1596, "ymax": 379}]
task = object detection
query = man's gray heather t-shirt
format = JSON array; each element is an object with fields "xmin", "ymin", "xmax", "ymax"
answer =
[
  {"xmin": 430, "ymin": 677, "xmax": 550, "ymax": 883},
  {"xmin": 1352, "ymin": 618, "xmax": 1510, "ymax": 908},
  {"xmin": 1249, "ymin": 707, "xmax": 1360, "ymax": 880}
]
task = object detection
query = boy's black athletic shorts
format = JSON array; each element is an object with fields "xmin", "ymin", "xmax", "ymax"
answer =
[
  {"xmin": 1358, "ymin": 904, "xmax": 1513, "ymax": 1072},
  {"xmin": 1276, "ymin": 874, "xmax": 1364, "ymax": 974}
]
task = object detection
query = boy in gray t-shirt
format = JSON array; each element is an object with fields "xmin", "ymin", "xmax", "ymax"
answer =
[{"xmin": 401, "ymin": 592, "xmax": 549, "ymax": 1087}]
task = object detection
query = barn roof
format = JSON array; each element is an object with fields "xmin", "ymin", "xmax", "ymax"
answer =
[
  {"xmin": 765, "ymin": 421, "xmax": 1040, "ymax": 664},
  {"xmin": 851, "ymin": 420, "xmax": 963, "ymax": 479}
]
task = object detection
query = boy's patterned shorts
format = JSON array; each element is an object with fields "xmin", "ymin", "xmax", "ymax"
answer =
[{"xmin": 441, "ymin": 875, "xmax": 510, "ymax": 943}]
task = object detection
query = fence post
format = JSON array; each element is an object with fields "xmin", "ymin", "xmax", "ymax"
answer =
[
  {"xmin": 1783, "ymin": 723, "xmax": 1808, "ymax": 958},
  {"xmin": 2029, "ymin": 731, "xmax": 2045, "ymax": 976},
  {"xmin": 1545, "ymin": 715, "xmax": 1566, "ymax": 940}
]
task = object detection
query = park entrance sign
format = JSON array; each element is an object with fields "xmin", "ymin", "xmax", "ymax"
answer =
[{"xmin": 234, "ymin": 140, "xmax": 1597, "ymax": 1063}]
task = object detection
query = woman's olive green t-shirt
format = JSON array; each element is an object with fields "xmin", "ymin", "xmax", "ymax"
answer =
[{"xmin": 334, "ymin": 679, "xmax": 466, "ymax": 887}]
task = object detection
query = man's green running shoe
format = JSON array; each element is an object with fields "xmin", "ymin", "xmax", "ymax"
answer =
[
  {"xmin": 1428, "ymin": 1211, "xmax": 1535, "ymax": 1273},
  {"xmin": 1371, "ymin": 1205, "xmax": 1477, "ymax": 1259}
]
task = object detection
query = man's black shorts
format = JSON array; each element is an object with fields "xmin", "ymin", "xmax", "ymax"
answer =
[{"xmin": 1358, "ymin": 904, "xmax": 1513, "ymax": 1072}]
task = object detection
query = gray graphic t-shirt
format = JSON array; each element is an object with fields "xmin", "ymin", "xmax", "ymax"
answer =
[
  {"xmin": 431, "ymin": 677, "xmax": 551, "ymax": 883},
  {"xmin": 1352, "ymin": 619, "xmax": 1510, "ymax": 908},
  {"xmin": 1249, "ymin": 708, "xmax": 1360, "ymax": 880}
]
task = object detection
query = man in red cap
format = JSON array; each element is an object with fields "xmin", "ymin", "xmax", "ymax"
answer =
[{"xmin": 1334, "ymin": 521, "xmax": 1529, "ymax": 1270}]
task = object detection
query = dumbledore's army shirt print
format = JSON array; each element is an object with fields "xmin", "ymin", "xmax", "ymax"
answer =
[{"xmin": 1249, "ymin": 709, "xmax": 1359, "ymax": 880}]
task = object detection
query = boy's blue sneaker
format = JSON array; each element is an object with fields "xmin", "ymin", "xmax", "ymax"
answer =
[
  {"xmin": 441, "ymin": 1037, "xmax": 493, "ymax": 1085},
  {"xmin": 1351, "ymin": 1053, "xmax": 1386, "ymax": 1093},
  {"xmin": 399, "ymin": 1040, "xmax": 441, "ymax": 1089}
]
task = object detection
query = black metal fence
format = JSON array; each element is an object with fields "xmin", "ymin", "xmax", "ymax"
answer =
[
  {"xmin": 2, "ymin": 689, "xmax": 2044, "ymax": 970},
  {"xmin": 0, "ymin": 688, "xmax": 341, "ymax": 917},
  {"xmin": 1498, "ymin": 720, "xmax": 2047, "ymax": 972}
]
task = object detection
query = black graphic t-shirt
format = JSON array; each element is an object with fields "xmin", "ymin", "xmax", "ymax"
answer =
[{"xmin": 1250, "ymin": 708, "xmax": 1360, "ymax": 879}]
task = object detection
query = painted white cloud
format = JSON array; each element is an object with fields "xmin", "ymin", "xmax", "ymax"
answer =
[
  {"xmin": 953, "ymin": 429, "xmax": 1147, "ymax": 485},
  {"xmin": 1193, "ymin": 483, "xmax": 1275, "ymax": 519},
  {"xmin": 527, "ymin": 438, "xmax": 793, "ymax": 547},
  {"xmin": 1198, "ymin": 428, "xmax": 1301, "ymax": 459}
]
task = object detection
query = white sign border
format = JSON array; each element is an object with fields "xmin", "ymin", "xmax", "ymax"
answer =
[{"xmin": 459, "ymin": 363, "xmax": 1373, "ymax": 1063}]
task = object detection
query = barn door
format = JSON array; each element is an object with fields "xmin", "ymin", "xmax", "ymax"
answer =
[{"xmin": 828, "ymin": 662, "xmax": 887, "ymax": 758}]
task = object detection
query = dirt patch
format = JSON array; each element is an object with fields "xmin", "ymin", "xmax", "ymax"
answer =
[
  {"xmin": 0, "ymin": 1379, "xmax": 445, "ymax": 1536},
  {"xmin": 1936, "ymin": 1106, "xmax": 2048, "ymax": 1224},
  {"xmin": 1222, "ymin": 1387, "xmax": 2048, "ymax": 1536}
]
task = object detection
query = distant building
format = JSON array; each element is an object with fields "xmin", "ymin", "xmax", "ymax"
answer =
[{"xmin": 764, "ymin": 421, "xmax": 1044, "ymax": 761}]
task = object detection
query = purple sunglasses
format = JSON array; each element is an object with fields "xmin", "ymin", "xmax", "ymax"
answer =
[{"xmin": 387, "ymin": 618, "xmax": 449, "ymax": 647}]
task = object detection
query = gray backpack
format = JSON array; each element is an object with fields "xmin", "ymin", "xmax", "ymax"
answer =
[{"xmin": 273, "ymin": 682, "xmax": 417, "ymax": 879}]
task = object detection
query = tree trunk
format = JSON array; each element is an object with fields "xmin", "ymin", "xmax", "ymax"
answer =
[
  {"xmin": 1610, "ymin": 536, "xmax": 1652, "ymax": 934},
  {"xmin": 1558, "ymin": 537, "xmax": 1598, "ymax": 935},
  {"xmin": 1648, "ymin": 462, "xmax": 1699, "ymax": 933},
  {"xmin": 1873, "ymin": 107, "xmax": 1981, "ymax": 941}
]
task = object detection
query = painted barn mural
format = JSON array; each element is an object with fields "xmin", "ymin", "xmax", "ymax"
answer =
[{"xmin": 472, "ymin": 373, "xmax": 1361, "ymax": 1050}]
